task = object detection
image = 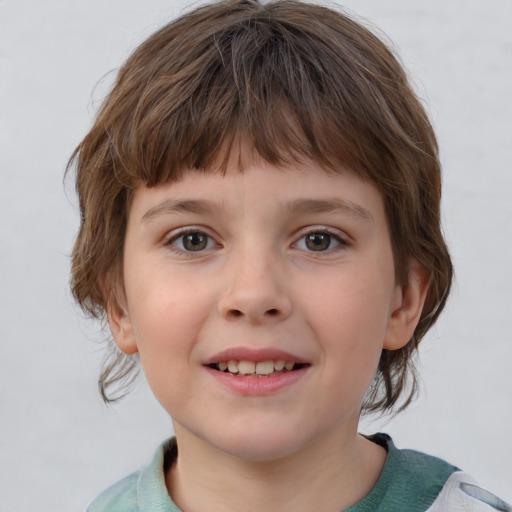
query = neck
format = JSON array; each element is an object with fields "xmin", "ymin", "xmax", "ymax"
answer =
[{"xmin": 166, "ymin": 423, "xmax": 386, "ymax": 512}]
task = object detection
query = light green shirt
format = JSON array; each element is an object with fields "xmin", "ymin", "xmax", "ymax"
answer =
[{"xmin": 86, "ymin": 434, "xmax": 509, "ymax": 511}]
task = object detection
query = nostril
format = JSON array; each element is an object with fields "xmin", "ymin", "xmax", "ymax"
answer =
[
  {"xmin": 266, "ymin": 309, "xmax": 279, "ymax": 316},
  {"xmin": 230, "ymin": 310, "xmax": 243, "ymax": 317}
]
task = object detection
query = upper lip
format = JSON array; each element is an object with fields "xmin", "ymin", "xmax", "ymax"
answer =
[{"xmin": 203, "ymin": 347, "xmax": 309, "ymax": 365}]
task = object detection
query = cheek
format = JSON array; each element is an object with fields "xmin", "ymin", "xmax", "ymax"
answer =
[
  {"xmin": 125, "ymin": 266, "xmax": 218, "ymax": 370},
  {"xmin": 125, "ymin": 273, "xmax": 207, "ymax": 412},
  {"xmin": 311, "ymin": 269, "xmax": 392, "ymax": 339},
  {"xmin": 304, "ymin": 266, "xmax": 393, "ymax": 377},
  {"xmin": 128, "ymin": 263, "xmax": 205, "ymax": 326}
]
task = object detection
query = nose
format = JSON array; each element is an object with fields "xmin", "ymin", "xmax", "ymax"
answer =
[{"xmin": 217, "ymin": 249, "xmax": 293, "ymax": 324}]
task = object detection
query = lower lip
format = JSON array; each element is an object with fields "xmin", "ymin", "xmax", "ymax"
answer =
[{"xmin": 204, "ymin": 366, "xmax": 309, "ymax": 395}]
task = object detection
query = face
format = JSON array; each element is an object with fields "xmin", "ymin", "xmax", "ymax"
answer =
[{"xmin": 110, "ymin": 157, "xmax": 423, "ymax": 462}]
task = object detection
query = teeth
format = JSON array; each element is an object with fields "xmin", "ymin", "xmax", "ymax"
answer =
[
  {"xmin": 238, "ymin": 360, "xmax": 256, "ymax": 375},
  {"xmin": 255, "ymin": 361, "xmax": 274, "ymax": 375},
  {"xmin": 215, "ymin": 359, "xmax": 299, "ymax": 376},
  {"xmin": 274, "ymin": 360, "xmax": 285, "ymax": 371}
]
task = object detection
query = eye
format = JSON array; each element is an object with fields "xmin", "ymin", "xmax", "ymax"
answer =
[
  {"xmin": 295, "ymin": 230, "xmax": 346, "ymax": 252},
  {"xmin": 167, "ymin": 230, "xmax": 216, "ymax": 252}
]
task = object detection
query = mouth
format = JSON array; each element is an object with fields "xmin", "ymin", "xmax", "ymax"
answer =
[{"xmin": 207, "ymin": 359, "xmax": 309, "ymax": 377}]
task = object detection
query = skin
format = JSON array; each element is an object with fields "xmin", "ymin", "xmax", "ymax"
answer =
[{"xmin": 108, "ymin": 155, "xmax": 429, "ymax": 512}]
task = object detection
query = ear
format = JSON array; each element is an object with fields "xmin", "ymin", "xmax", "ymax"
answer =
[
  {"xmin": 383, "ymin": 261, "xmax": 431, "ymax": 351},
  {"xmin": 107, "ymin": 300, "xmax": 138, "ymax": 355}
]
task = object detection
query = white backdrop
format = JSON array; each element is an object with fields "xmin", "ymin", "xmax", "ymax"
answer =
[{"xmin": 1, "ymin": 0, "xmax": 511, "ymax": 510}]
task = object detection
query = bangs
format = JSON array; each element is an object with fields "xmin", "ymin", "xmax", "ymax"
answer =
[{"xmin": 99, "ymin": 1, "xmax": 413, "ymax": 188}]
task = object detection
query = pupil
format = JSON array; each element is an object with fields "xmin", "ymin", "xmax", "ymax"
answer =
[
  {"xmin": 184, "ymin": 233, "xmax": 207, "ymax": 251},
  {"xmin": 306, "ymin": 233, "xmax": 330, "ymax": 251}
]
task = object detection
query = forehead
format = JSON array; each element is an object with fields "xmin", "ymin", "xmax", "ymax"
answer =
[{"xmin": 128, "ymin": 157, "xmax": 386, "ymax": 228}]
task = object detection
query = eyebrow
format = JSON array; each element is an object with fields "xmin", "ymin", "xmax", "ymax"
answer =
[
  {"xmin": 142, "ymin": 199, "xmax": 216, "ymax": 221},
  {"xmin": 141, "ymin": 197, "xmax": 374, "ymax": 223},
  {"xmin": 287, "ymin": 198, "xmax": 375, "ymax": 222}
]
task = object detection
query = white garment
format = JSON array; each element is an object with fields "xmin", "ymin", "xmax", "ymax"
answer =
[{"xmin": 427, "ymin": 472, "xmax": 511, "ymax": 512}]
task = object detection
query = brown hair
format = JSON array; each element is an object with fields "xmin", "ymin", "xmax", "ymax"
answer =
[{"xmin": 68, "ymin": 0, "xmax": 453, "ymax": 412}]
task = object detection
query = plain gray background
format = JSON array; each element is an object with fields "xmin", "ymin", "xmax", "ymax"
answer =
[{"xmin": 1, "ymin": 0, "xmax": 511, "ymax": 509}]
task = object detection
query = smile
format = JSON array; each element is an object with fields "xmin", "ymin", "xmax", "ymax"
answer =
[{"xmin": 209, "ymin": 360, "xmax": 307, "ymax": 377}]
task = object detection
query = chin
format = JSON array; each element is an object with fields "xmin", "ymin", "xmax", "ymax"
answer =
[
  {"xmin": 219, "ymin": 436, "xmax": 303, "ymax": 462},
  {"xmin": 205, "ymin": 420, "xmax": 317, "ymax": 462}
]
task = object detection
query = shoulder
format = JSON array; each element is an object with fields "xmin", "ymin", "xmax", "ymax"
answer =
[
  {"xmin": 427, "ymin": 472, "xmax": 512, "ymax": 512},
  {"xmin": 365, "ymin": 434, "xmax": 510, "ymax": 512},
  {"xmin": 371, "ymin": 433, "xmax": 459, "ymax": 491},
  {"xmin": 85, "ymin": 438, "xmax": 179, "ymax": 512},
  {"xmin": 86, "ymin": 471, "xmax": 140, "ymax": 512}
]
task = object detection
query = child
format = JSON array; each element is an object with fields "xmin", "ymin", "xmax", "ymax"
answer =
[{"xmin": 68, "ymin": 0, "xmax": 511, "ymax": 510}]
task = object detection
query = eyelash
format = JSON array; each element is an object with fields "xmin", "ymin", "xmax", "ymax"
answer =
[
  {"xmin": 293, "ymin": 227, "xmax": 349, "ymax": 254},
  {"xmin": 165, "ymin": 228, "xmax": 218, "ymax": 255},
  {"xmin": 164, "ymin": 227, "xmax": 350, "ymax": 255}
]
